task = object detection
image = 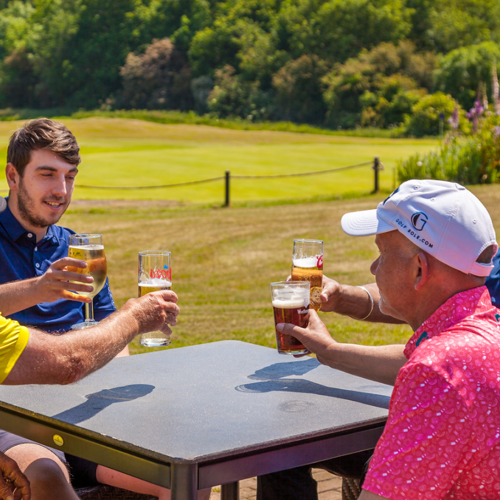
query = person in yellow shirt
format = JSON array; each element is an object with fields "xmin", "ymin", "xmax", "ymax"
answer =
[{"xmin": 0, "ymin": 288, "xmax": 179, "ymax": 500}]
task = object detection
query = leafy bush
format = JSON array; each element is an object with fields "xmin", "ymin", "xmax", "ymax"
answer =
[
  {"xmin": 360, "ymin": 74, "xmax": 426, "ymax": 128},
  {"xmin": 403, "ymin": 92, "xmax": 470, "ymax": 137},
  {"xmin": 208, "ymin": 65, "xmax": 273, "ymax": 120},
  {"xmin": 434, "ymin": 41, "xmax": 500, "ymax": 111},
  {"xmin": 323, "ymin": 41, "xmax": 435, "ymax": 129},
  {"xmin": 118, "ymin": 38, "xmax": 192, "ymax": 111},
  {"xmin": 398, "ymin": 114, "xmax": 500, "ymax": 184},
  {"xmin": 272, "ymin": 55, "xmax": 328, "ymax": 124}
]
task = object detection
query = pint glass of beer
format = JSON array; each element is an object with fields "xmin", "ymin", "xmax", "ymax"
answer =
[
  {"xmin": 291, "ymin": 239, "xmax": 323, "ymax": 311},
  {"xmin": 138, "ymin": 251, "xmax": 172, "ymax": 347},
  {"xmin": 271, "ymin": 281, "xmax": 310, "ymax": 355}
]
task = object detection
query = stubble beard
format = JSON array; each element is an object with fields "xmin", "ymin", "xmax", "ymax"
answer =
[{"xmin": 16, "ymin": 179, "xmax": 66, "ymax": 229}]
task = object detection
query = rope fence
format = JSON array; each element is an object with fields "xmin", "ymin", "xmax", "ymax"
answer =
[{"xmin": 74, "ymin": 156, "xmax": 384, "ymax": 206}]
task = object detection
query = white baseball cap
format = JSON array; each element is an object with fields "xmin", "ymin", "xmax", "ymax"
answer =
[{"xmin": 341, "ymin": 179, "xmax": 498, "ymax": 277}]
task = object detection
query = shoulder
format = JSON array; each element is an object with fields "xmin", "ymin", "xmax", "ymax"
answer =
[{"xmin": 412, "ymin": 316, "xmax": 500, "ymax": 367}]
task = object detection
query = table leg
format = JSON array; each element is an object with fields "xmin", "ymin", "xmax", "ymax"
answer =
[
  {"xmin": 171, "ymin": 463, "xmax": 197, "ymax": 500},
  {"xmin": 221, "ymin": 481, "xmax": 239, "ymax": 500}
]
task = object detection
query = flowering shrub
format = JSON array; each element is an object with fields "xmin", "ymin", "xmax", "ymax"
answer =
[{"xmin": 398, "ymin": 112, "xmax": 500, "ymax": 184}]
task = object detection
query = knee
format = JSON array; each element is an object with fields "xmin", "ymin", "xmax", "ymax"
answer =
[{"xmin": 25, "ymin": 458, "xmax": 71, "ymax": 497}]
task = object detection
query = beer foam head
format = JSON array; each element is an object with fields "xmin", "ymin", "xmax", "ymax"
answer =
[
  {"xmin": 293, "ymin": 256, "xmax": 320, "ymax": 268},
  {"xmin": 69, "ymin": 244, "xmax": 104, "ymax": 250},
  {"xmin": 272, "ymin": 297, "xmax": 308, "ymax": 308},
  {"xmin": 272, "ymin": 285, "xmax": 310, "ymax": 307}
]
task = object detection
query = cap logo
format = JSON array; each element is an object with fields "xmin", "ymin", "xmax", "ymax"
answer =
[
  {"xmin": 383, "ymin": 186, "xmax": 399, "ymax": 205},
  {"xmin": 411, "ymin": 212, "xmax": 428, "ymax": 231}
]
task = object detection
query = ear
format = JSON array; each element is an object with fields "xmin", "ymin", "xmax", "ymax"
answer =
[
  {"xmin": 5, "ymin": 163, "xmax": 20, "ymax": 191},
  {"xmin": 415, "ymin": 251, "xmax": 429, "ymax": 290}
]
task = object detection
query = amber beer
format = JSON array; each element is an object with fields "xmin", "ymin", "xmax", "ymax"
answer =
[
  {"xmin": 68, "ymin": 244, "xmax": 107, "ymax": 298},
  {"xmin": 138, "ymin": 281, "xmax": 172, "ymax": 296},
  {"xmin": 271, "ymin": 281, "xmax": 310, "ymax": 355},
  {"xmin": 68, "ymin": 233, "xmax": 107, "ymax": 329},
  {"xmin": 291, "ymin": 239, "xmax": 323, "ymax": 311}
]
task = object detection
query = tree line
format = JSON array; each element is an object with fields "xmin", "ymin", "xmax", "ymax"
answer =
[{"xmin": 1, "ymin": 0, "xmax": 500, "ymax": 135}]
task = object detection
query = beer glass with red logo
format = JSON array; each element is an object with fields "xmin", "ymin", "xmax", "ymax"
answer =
[
  {"xmin": 138, "ymin": 251, "xmax": 172, "ymax": 347},
  {"xmin": 271, "ymin": 281, "xmax": 310, "ymax": 355},
  {"xmin": 291, "ymin": 239, "xmax": 323, "ymax": 311}
]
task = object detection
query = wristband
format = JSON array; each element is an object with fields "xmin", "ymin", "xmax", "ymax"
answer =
[{"xmin": 357, "ymin": 286, "xmax": 374, "ymax": 321}]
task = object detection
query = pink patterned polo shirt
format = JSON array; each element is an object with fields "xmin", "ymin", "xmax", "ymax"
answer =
[{"xmin": 363, "ymin": 286, "xmax": 500, "ymax": 499}]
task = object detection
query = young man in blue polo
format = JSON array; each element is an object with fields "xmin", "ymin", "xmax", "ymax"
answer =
[
  {"xmin": 0, "ymin": 119, "xmax": 210, "ymax": 500},
  {"xmin": 0, "ymin": 118, "xmax": 118, "ymax": 335}
]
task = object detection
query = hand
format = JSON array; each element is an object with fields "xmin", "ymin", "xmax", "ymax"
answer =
[
  {"xmin": 122, "ymin": 290, "xmax": 180, "ymax": 336},
  {"xmin": 276, "ymin": 310, "xmax": 337, "ymax": 366},
  {"xmin": 0, "ymin": 452, "xmax": 30, "ymax": 500},
  {"xmin": 319, "ymin": 275, "xmax": 343, "ymax": 312},
  {"xmin": 36, "ymin": 257, "xmax": 94, "ymax": 303}
]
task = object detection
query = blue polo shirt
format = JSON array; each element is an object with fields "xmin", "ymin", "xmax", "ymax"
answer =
[
  {"xmin": 0, "ymin": 203, "xmax": 116, "ymax": 333},
  {"xmin": 486, "ymin": 249, "xmax": 500, "ymax": 306}
]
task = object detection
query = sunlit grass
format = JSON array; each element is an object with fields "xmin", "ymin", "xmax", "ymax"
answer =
[
  {"xmin": 59, "ymin": 183, "xmax": 500, "ymax": 354},
  {"xmin": 0, "ymin": 118, "xmax": 438, "ymax": 204}
]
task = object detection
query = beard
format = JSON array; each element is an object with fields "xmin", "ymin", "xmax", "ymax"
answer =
[{"xmin": 16, "ymin": 179, "xmax": 67, "ymax": 229}]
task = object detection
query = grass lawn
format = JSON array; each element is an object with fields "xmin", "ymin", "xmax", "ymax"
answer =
[
  {"xmin": 60, "ymin": 183, "xmax": 500, "ymax": 355},
  {"xmin": 0, "ymin": 118, "xmax": 438, "ymax": 204}
]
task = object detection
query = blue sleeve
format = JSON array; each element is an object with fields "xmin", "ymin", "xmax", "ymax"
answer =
[
  {"xmin": 486, "ymin": 249, "xmax": 500, "ymax": 306},
  {"xmin": 92, "ymin": 277, "xmax": 117, "ymax": 321}
]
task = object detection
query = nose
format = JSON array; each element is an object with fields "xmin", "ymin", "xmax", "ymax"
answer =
[
  {"xmin": 370, "ymin": 256, "xmax": 379, "ymax": 276},
  {"xmin": 52, "ymin": 174, "xmax": 68, "ymax": 197}
]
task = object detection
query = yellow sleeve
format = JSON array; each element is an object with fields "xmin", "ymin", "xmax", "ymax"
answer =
[{"xmin": 0, "ymin": 315, "xmax": 29, "ymax": 384}]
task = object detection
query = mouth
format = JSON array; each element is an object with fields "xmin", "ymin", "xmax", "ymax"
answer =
[{"xmin": 43, "ymin": 200, "xmax": 66, "ymax": 211}]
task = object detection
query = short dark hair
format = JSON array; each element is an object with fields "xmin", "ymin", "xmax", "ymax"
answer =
[{"xmin": 7, "ymin": 118, "xmax": 81, "ymax": 176}]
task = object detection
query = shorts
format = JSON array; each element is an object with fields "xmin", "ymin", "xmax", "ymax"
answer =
[{"xmin": 0, "ymin": 430, "xmax": 99, "ymax": 488}]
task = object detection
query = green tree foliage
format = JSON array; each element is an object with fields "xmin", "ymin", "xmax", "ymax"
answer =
[
  {"xmin": 190, "ymin": 0, "xmax": 412, "ymax": 79},
  {"xmin": 207, "ymin": 64, "xmax": 273, "ymax": 120},
  {"xmin": 118, "ymin": 38, "xmax": 192, "ymax": 110},
  {"xmin": 274, "ymin": 0, "xmax": 412, "ymax": 63},
  {"xmin": 426, "ymin": 0, "xmax": 500, "ymax": 53},
  {"xmin": 322, "ymin": 41, "xmax": 435, "ymax": 128},
  {"xmin": 434, "ymin": 41, "xmax": 500, "ymax": 112},
  {"xmin": 272, "ymin": 54, "xmax": 328, "ymax": 123},
  {"xmin": 0, "ymin": 0, "xmax": 500, "ymax": 136},
  {"xmin": 403, "ymin": 92, "xmax": 469, "ymax": 137},
  {"xmin": 0, "ymin": 0, "xmax": 213, "ymax": 108},
  {"xmin": 360, "ymin": 74, "xmax": 425, "ymax": 128}
]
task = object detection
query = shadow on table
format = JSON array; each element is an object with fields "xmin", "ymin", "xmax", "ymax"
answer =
[
  {"xmin": 238, "ymin": 361, "xmax": 390, "ymax": 409},
  {"xmin": 52, "ymin": 384, "xmax": 155, "ymax": 424},
  {"xmin": 248, "ymin": 359, "xmax": 320, "ymax": 380}
]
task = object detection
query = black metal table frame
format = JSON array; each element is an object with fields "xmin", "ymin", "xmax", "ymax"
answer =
[{"xmin": 0, "ymin": 401, "xmax": 385, "ymax": 500}]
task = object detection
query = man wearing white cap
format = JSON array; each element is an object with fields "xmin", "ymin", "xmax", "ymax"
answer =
[{"xmin": 275, "ymin": 180, "xmax": 500, "ymax": 499}]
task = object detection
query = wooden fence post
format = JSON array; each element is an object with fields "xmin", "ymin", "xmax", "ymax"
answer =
[
  {"xmin": 224, "ymin": 170, "xmax": 230, "ymax": 207},
  {"xmin": 372, "ymin": 156, "xmax": 380, "ymax": 193}
]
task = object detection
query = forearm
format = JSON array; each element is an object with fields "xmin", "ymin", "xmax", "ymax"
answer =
[
  {"xmin": 336, "ymin": 283, "xmax": 403, "ymax": 324},
  {"xmin": 4, "ymin": 309, "xmax": 141, "ymax": 385},
  {"xmin": 4, "ymin": 291, "xmax": 178, "ymax": 385},
  {"xmin": 58, "ymin": 310, "xmax": 141, "ymax": 381},
  {"xmin": 0, "ymin": 278, "xmax": 44, "ymax": 316},
  {"xmin": 318, "ymin": 343, "xmax": 406, "ymax": 386}
]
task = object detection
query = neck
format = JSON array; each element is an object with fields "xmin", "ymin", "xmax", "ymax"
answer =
[
  {"xmin": 7, "ymin": 196, "xmax": 48, "ymax": 242},
  {"xmin": 407, "ymin": 276, "xmax": 485, "ymax": 331}
]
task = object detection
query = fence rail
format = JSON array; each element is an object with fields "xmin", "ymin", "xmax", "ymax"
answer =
[{"xmin": 75, "ymin": 156, "xmax": 384, "ymax": 206}]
